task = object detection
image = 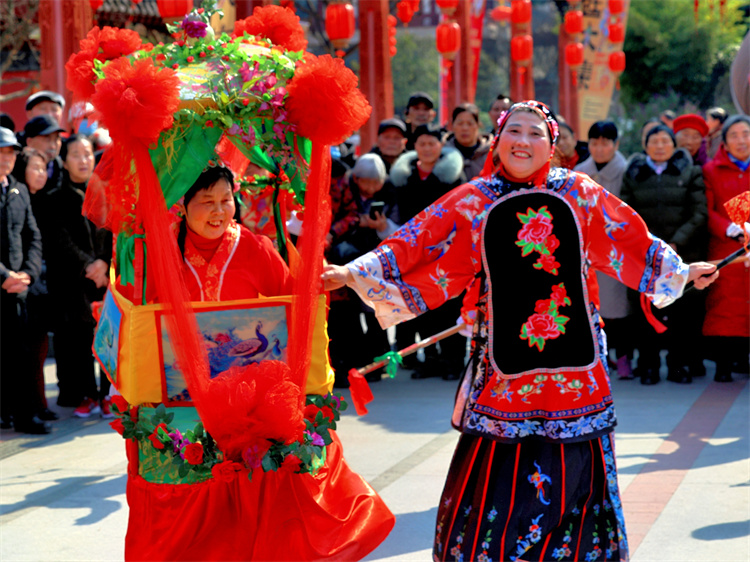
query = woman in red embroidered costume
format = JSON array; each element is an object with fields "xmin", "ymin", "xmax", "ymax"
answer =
[
  {"xmin": 323, "ymin": 101, "xmax": 718, "ymax": 562},
  {"xmin": 124, "ymin": 166, "xmax": 394, "ymax": 561}
]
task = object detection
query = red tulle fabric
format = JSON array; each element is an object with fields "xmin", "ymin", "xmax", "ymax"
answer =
[
  {"xmin": 91, "ymin": 57, "xmax": 180, "ymax": 144},
  {"xmin": 286, "ymin": 54, "xmax": 371, "ymax": 147},
  {"xmin": 125, "ymin": 432, "xmax": 395, "ymax": 562},
  {"xmin": 196, "ymin": 362, "xmax": 305, "ymax": 462},
  {"xmin": 288, "ymin": 142, "xmax": 332, "ymax": 394},
  {"xmin": 82, "ymin": 144, "xmax": 114, "ymax": 229},
  {"xmin": 234, "ymin": 4, "xmax": 308, "ymax": 52},
  {"xmin": 347, "ymin": 370, "xmax": 374, "ymax": 416},
  {"xmin": 65, "ymin": 26, "xmax": 142, "ymax": 101}
]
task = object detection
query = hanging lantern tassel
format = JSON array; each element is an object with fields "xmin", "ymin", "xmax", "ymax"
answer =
[{"xmin": 694, "ymin": 0, "xmax": 699, "ymax": 23}]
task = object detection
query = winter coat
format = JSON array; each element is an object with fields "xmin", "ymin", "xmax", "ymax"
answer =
[
  {"xmin": 575, "ymin": 152, "xmax": 630, "ymax": 319},
  {"xmin": 621, "ymin": 148, "xmax": 707, "ymax": 262},
  {"xmin": 701, "ymin": 145, "xmax": 750, "ymax": 337},
  {"xmin": 444, "ymin": 133, "xmax": 493, "ymax": 181},
  {"xmin": 0, "ymin": 176, "xmax": 42, "ymax": 291},
  {"xmin": 390, "ymin": 147, "xmax": 466, "ymax": 224},
  {"xmin": 43, "ymin": 173, "xmax": 112, "ymax": 323}
]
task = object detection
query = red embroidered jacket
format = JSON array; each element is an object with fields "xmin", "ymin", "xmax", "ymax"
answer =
[{"xmin": 346, "ymin": 168, "xmax": 690, "ymax": 443}]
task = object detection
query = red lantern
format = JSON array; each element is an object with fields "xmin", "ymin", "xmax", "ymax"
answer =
[
  {"xmin": 608, "ymin": 22, "xmax": 624, "ymax": 43},
  {"xmin": 436, "ymin": 21, "xmax": 461, "ymax": 60},
  {"xmin": 510, "ymin": 34, "xmax": 533, "ymax": 65},
  {"xmin": 564, "ymin": 10, "xmax": 584, "ymax": 35},
  {"xmin": 609, "ymin": 0, "xmax": 624, "ymax": 15},
  {"xmin": 156, "ymin": 0, "xmax": 193, "ymax": 19},
  {"xmin": 390, "ymin": 45, "xmax": 398, "ymax": 57},
  {"xmin": 511, "ymin": 0, "xmax": 532, "ymax": 24},
  {"xmin": 436, "ymin": 0, "xmax": 459, "ymax": 17},
  {"xmin": 397, "ymin": 1, "xmax": 414, "ymax": 26},
  {"xmin": 490, "ymin": 5, "xmax": 512, "ymax": 22},
  {"xmin": 408, "ymin": 0, "xmax": 420, "ymax": 12},
  {"xmin": 565, "ymin": 42, "xmax": 584, "ymax": 69},
  {"xmin": 89, "ymin": 0, "xmax": 103, "ymax": 10},
  {"xmin": 325, "ymin": 2, "xmax": 356, "ymax": 52},
  {"xmin": 609, "ymin": 50, "xmax": 626, "ymax": 74},
  {"xmin": 389, "ymin": 36, "xmax": 398, "ymax": 47}
]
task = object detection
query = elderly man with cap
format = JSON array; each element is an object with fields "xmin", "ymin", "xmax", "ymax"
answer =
[
  {"xmin": 404, "ymin": 91, "xmax": 439, "ymax": 150},
  {"xmin": 25, "ymin": 90, "xmax": 65, "ymax": 127},
  {"xmin": 369, "ymin": 117, "xmax": 407, "ymax": 173},
  {"xmin": 674, "ymin": 113, "xmax": 710, "ymax": 166},
  {"xmin": 24, "ymin": 115, "xmax": 65, "ymax": 193},
  {"xmin": 0, "ymin": 127, "xmax": 48, "ymax": 434}
]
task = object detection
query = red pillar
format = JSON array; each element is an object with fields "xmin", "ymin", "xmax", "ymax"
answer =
[
  {"xmin": 445, "ymin": 2, "xmax": 472, "ymax": 116},
  {"xmin": 358, "ymin": 0, "xmax": 393, "ymax": 154},
  {"xmin": 39, "ymin": 0, "xmax": 94, "ymax": 129},
  {"xmin": 558, "ymin": 28, "xmax": 580, "ymax": 134}
]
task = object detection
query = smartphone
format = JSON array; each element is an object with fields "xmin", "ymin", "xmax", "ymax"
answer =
[{"xmin": 369, "ymin": 201, "xmax": 385, "ymax": 219}]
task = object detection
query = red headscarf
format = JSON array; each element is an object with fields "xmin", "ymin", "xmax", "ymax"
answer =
[{"xmin": 479, "ymin": 100, "xmax": 560, "ymax": 187}]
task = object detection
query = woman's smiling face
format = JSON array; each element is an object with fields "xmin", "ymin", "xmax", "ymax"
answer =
[
  {"xmin": 183, "ymin": 178, "xmax": 236, "ymax": 240},
  {"xmin": 495, "ymin": 110, "xmax": 551, "ymax": 179}
]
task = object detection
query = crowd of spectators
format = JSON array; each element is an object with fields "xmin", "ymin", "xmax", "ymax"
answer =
[{"xmin": 2, "ymin": 86, "xmax": 748, "ymax": 430}]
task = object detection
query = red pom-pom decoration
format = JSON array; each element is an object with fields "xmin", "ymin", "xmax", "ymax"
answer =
[
  {"xmin": 286, "ymin": 54, "xmax": 371, "ymax": 146},
  {"xmin": 65, "ymin": 26, "xmax": 143, "ymax": 102},
  {"xmin": 233, "ymin": 4, "xmax": 308, "ymax": 52},
  {"xmin": 91, "ymin": 57, "xmax": 180, "ymax": 147}
]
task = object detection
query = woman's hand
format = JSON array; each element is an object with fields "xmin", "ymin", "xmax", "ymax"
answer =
[
  {"xmin": 687, "ymin": 262, "xmax": 719, "ymax": 290},
  {"xmin": 321, "ymin": 264, "xmax": 353, "ymax": 292}
]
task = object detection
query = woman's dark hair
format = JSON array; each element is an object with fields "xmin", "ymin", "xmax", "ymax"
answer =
[
  {"xmin": 11, "ymin": 147, "xmax": 48, "ymax": 186},
  {"xmin": 644, "ymin": 124, "xmax": 676, "ymax": 147},
  {"xmin": 60, "ymin": 133, "xmax": 93, "ymax": 162},
  {"xmin": 558, "ymin": 121, "xmax": 575, "ymax": 136},
  {"xmin": 452, "ymin": 102, "xmax": 480, "ymax": 124},
  {"xmin": 177, "ymin": 165, "xmax": 235, "ymax": 258},
  {"xmin": 588, "ymin": 121, "xmax": 618, "ymax": 141}
]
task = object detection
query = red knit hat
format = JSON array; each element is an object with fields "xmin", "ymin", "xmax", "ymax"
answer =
[{"xmin": 673, "ymin": 114, "xmax": 709, "ymax": 137}]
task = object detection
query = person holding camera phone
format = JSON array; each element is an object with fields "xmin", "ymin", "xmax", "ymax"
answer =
[{"xmin": 326, "ymin": 154, "xmax": 399, "ymax": 387}]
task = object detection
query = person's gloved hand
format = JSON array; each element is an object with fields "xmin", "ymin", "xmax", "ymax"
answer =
[{"xmin": 726, "ymin": 222, "xmax": 745, "ymax": 239}]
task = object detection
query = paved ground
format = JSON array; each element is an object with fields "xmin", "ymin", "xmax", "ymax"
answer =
[{"xmin": 1, "ymin": 358, "xmax": 748, "ymax": 561}]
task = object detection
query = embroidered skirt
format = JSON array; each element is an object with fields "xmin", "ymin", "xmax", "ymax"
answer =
[{"xmin": 433, "ymin": 432, "xmax": 628, "ymax": 562}]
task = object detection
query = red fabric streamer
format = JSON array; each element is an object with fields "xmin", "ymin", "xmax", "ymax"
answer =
[
  {"xmin": 234, "ymin": 4, "xmax": 308, "ymax": 52},
  {"xmin": 347, "ymin": 369, "xmax": 374, "ymax": 416},
  {"xmin": 640, "ymin": 292, "xmax": 668, "ymax": 334},
  {"xmin": 215, "ymin": 135, "xmax": 250, "ymax": 180},
  {"xmin": 287, "ymin": 142, "xmax": 332, "ymax": 396}
]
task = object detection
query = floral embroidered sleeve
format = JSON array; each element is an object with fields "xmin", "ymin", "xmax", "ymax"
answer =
[
  {"xmin": 346, "ymin": 184, "xmax": 483, "ymax": 329},
  {"xmin": 585, "ymin": 179, "xmax": 689, "ymax": 308}
]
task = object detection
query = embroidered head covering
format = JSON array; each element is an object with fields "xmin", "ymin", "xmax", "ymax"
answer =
[{"xmin": 479, "ymin": 100, "xmax": 560, "ymax": 185}]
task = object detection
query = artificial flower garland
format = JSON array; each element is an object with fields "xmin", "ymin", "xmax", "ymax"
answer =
[{"xmin": 109, "ymin": 392, "xmax": 348, "ymax": 482}]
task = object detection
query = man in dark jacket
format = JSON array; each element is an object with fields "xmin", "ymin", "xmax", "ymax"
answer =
[
  {"xmin": 0, "ymin": 127, "xmax": 49, "ymax": 434},
  {"xmin": 368, "ymin": 118, "xmax": 407, "ymax": 173},
  {"xmin": 23, "ymin": 115, "xmax": 65, "ymax": 194}
]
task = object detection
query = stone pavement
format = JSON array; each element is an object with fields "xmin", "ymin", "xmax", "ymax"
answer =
[{"xmin": 0, "ymin": 359, "xmax": 748, "ymax": 561}]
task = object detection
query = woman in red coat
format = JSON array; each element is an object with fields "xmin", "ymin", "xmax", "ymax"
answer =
[{"xmin": 702, "ymin": 115, "xmax": 750, "ymax": 382}]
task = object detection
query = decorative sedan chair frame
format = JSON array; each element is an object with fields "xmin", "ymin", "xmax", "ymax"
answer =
[{"xmin": 71, "ymin": 4, "xmax": 372, "ymax": 483}]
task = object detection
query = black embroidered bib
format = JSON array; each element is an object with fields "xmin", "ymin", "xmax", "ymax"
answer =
[{"xmin": 481, "ymin": 190, "xmax": 597, "ymax": 377}]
